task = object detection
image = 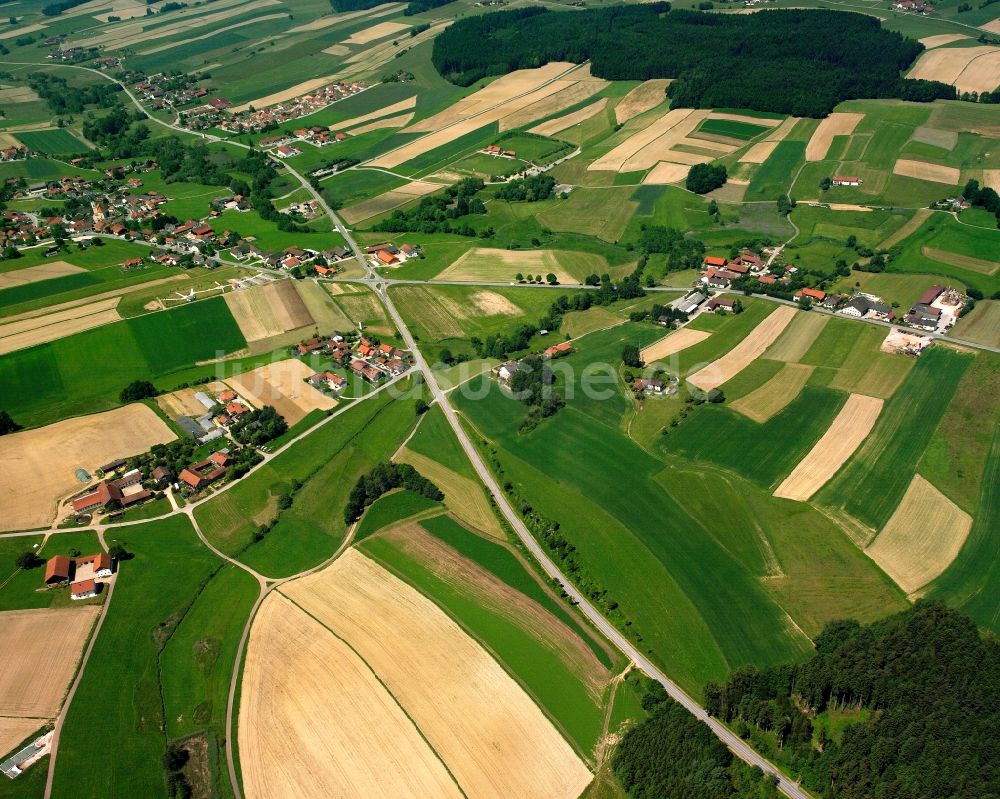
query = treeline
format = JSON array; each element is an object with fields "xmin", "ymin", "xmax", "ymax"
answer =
[
  {"xmin": 371, "ymin": 177, "xmax": 486, "ymax": 234},
  {"xmin": 614, "ymin": 678, "xmax": 781, "ymax": 799},
  {"xmin": 962, "ymin": 177, "xmax": 1000, "ymax": 228},
  {"xmin": 432, "ymin": 6, "xmax": 948, "ymax": 116},
  {"xmin": 29, "ymin": 72, "xmax": 122, "ymax": 115},
  {"xmin": 704, "ymin": 601, "xmax": 1000, "ymax": 799},
  {"xmin": 493, "ymin": 173, "xmax": 555, "ymax": 202},
  {"xmin": 42, "ymin": 0, "xmax": 89, "ymax": 14},
  {"xmin": 344, "ymin": 462, "xmax": 443, "ymax": 523},
  {"xmin": 404, "ymin": 0, "xmax": 454, "ymax": 15}
]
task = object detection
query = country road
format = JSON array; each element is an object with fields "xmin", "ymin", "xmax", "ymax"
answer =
[{"xmin": 13, "ymin": 57, "xmax": 822, "ymax": 799}]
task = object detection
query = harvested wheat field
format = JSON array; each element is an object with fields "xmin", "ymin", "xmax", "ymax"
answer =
[
  {"xmin": 228, "ymin": 358, "xmax": 336, "ymax": 426},
  {"xmin": 0, "ymin": 86, "xmax": 40, "ymax": 104},
  {"xmin": 396, "ymin": 449, "xmax": 503, "ymax": 537},
  {"xmin": 224, "ymin": 280, "xmax": 314, "ymax": 344},
  {"xmin": 0, "ymin": 404, "xmax": 174, "ymax": 531},
  {"xmin": 920, "ymin": 33, "xmax": 970, "ymax": 48},
  {"xmin": 351, "ymin": 112, "xmax": 415, "ymax": 135},
  {"xmin": 908, "ymin": 45, "xmax": 1000, "ymax": 92},
  {"xmin": 437, "ymin": 248, "xmax": 580, "ymax": 284},
  {"xmin": 805, "ymin": 112, "xmax": 864, "ymax": 161},
  {"xmin": 614, "ymin": 80, "xmax": 671, "ymax": 124},
  {"xmin": 288, "ymin": 3, "xmax": 404, "ymax": 33},
  {"xmin": 322, "ymin": 43, "xmax": 351, "ymax": 55},
  {"xmin": 369, "ymin": 78, "xmax": 576, "ymax": 170},
  {"xmin": 1, "ymin": 299, "xmax": 116, "ymax": 355},
  {"xmin": 731, "ymin": 363, "xmax": 814, "ymax": 423},
  {"xmin": 879, "ymin": 208, "xmax": 932, "ymax": 250},
  {"xmin": 282, "ymin": 549, "xmax": 593, "ymax": 799},
  {"xmin": 866, "ymin": 475, "xmax": 972, "ymax": 595},
  {"xmin": 0, "ymin": 607, "xmax": 100, "ymax": 718},
  {"xmin": 774, "ymin": 393, "xmax": 883, "ymax": 501},
  {"xmin": 642, "ymin": 161, "xmax": 691, "ymax": 185},
  {"xmin": 765, "ymin": 311, "xmax": 828, "ymax": 362},
  {"xmin": 688, "ymin": 306, "xmax": 796, "ymax": 391},
  {"xmin": 590, "ymin": 108, "xmax": 710, "ymax": 172},
  {"xmin": 394, "ymin": 285, "xmax": 523, "ymax": 339},
  {"xmin": 0, "ymin": 23, "xmax": 46, "ymax": 40},
  {"xmin": 334, "ymin": 97, "xmax": 416, "ymax": 131},
  {"xmin": 0, "ymin": 717, "xmax": 45, "ymax": 758},
  {"xmin": 707, "ymin": 111, "xmax": 782, "ymax": 128},
  {"xmin": 530, "ymin": 98, "xmax": 608, "ymax": 137},
  {"xmin": 294, "ymin": 280, "xmax": 354, "ymax": 331},
  {"xmin": 500, "ymin": 78, "xmax": 607, "ymax": 132},
  {"xmin": 340, "ymin": 181, "xmax": 444, "ymax": 223},
  {"xmin": 240, "ymin": 592, "xmax": 464, "ymax": 799},
  {"xmin": 893, "ymin": 159, "xmax": 961, "ymax": 185},
  {"xmin": 381, "ymin": 522, "xmax": 609, "ymax": 697},
  {"xmin": 0, "ymin": 261, "xmax": 86, "ymax": 289},
  {"xmin": 640, "ymin": 327, "xmax": 710, "ymax": 362},
  {"xmin": 408, "ymin": 63, "xmax": 577, "ymax": 133},
  {"xmin": 983, "ymin": 168, "xmax": 1000, "ymax": 192},
  {"xmin": 156, "ymin": 380, "xmax": 231, "ymax": 419},
  {"xmin": 344, "ymin": 20, "xmax": 411, "ymax": 44},
  {"xmin": 983, "ymin": 17, "xmax": 1000, "ymax": 34}
]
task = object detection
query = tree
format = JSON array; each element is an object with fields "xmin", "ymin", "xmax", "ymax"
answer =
[
  {"xmin": 546, "ymin": 272, "xmax": 558, "ymax": 285},
  {"xmin": 162, "ymin": 743, "xmax": 189, "ymax": 772},
  {"xmin": 819, "ymin": 176, "xmax": 832, "ymax": 191},
  {"xmin": 15, "ymin": 551, "xmax": 42, "ymax": 570},
  {"xmin": 415, "ymin": 398, "xmax": 429, "ymax": 416},
  {"xmin": 439, "ymin": 347, "xmax": 454, "ymax": 365},
  {"xmin": 707, "ymin": 199, "xmax": 719, "ymax": 216},
  {"xmin": 107, "ymin": 543, "xmax": 130, "ymax": 560},
  {"xmin": 515, "ymin": 272, "xmax": 524, "ymax": 282},
  {"xmin": 0, "ymin": 410, "xmax": 21, "ymax": 436},
  {"xmin": 686, "ymin": 163, "xmax": 727, "ymax": 194},
  {"xmin": 119, "ymin": 380, "xmax": 157, "ymax": 403},
  {"xmin": 622, "ymin": 345, "xmax": 643, "ymax": 368}
]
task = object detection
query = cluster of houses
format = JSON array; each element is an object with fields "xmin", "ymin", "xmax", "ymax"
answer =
[
  {"xmin": 132, "ymin": 74, "xmax": 218, "ymax": 114},
  {"xmin": 299, "ymin": 334, "xmax": 411, "ymax": 388},
  {"xmin": 176, "ymin": 386, "xmax": 254, "ymax": 444},
  {"xmin": 700, "ymin": 250, "xmax": 770, "ymax": 289},
  {"xmin": 46, "ymin": 45, "xmax": 101, "ymax": 63},
  {"xmin": 365, "ymin": 241, "xmax": 422, "ymax": 267},
  {"xmin": 70, "ymin": 464, "xmax": 154, "ymax": 517},
  {"xmin": 215, "ymin": 81, "xmax": 368, "ymax": 135},
  {"xmin": 43, "ymin": 552, "xmax": 115, "ymax": 601},
  {"xmin": 495, "ymin": 341, "xmax": 574, "ymax": 388},
  {"xmin": 633, "ymin": 377, "xmax": 679, "ymax": 396},
  {"xmin": 893, "ymin": 0, "xmax": 934, "ymax": 12},
  {"xmin": 0, "ymin": 145, "xmax": 31, "ymax": 163},
  {"xmin": 231, "ymin": 242, "xmax": 350, "ymax": 274},
  {"xmin": 261, "ymin": 128, "xmax": 352, "ymax": 155},
  {"xmin": 483, "ymin": 144, "xmax": 518, "ymax": 159},
  {"xmin": 179, "ymin": 449, "xmax": 232, "ymax": 491}
]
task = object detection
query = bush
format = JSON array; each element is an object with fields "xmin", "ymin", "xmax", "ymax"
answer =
[
  {"xmin": 0, "ymin": 410, "xmax": 21, "ymax": 436},
  {"xmin": 15, "ymin": 551, "xmax": 42, "ymax": 570}
]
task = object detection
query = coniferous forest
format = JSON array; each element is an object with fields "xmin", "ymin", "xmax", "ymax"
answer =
[
  {"xmin": 431, "ymin": 5, "xmax": 950, "ymax": 116},
  {"xmin": 700, "ymin": 602, "xmax": 999, "ymax": 799}
]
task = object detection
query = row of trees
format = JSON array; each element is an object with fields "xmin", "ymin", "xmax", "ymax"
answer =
[
  {"xmin": 703, "ymin": 601, "xmax": 1000, "ymax": 799},
  {"xmin": 343, "ymin": 462, "xmax": 444, "ymax": 522},
  {"xmin": 432, "ymin": 6, "xmax": 947, "ymax": 116}
]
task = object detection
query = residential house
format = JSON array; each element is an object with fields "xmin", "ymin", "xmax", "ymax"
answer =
[
  {"xmin": 122, "ymin": 257, "xmax": 143, "ymax": 270},
  {"xmin": 296, "ymin": 337, "xmax": 326, "ymax": 356},
  {"xmin": 703, "ymin": 255, "xmax": 728, "ymax": 269},
  {"xmin": 704, "ymin": 268, "xmax": 740, "ymax": 289},
  {"xmin": 70, "ymin": 579, "xmax": 98, "ymax": 601},
  {"xmin": 349, "ymin": 359, "xmax": 384, "ymax": 384},
  {"xmin": 905, "ymin": 303, "xmax": 941, "ymax": 330},
  {"xmin": 497, "ymin": 360, "xmax": 520, "ymax": 387},
  {"xmin": 152, "ymin": 465, "xmax": 174, "ymax": 487},
  {"xmin": 544, "ymin": 341, "xmax": 573, "ymax": 358},
  {"xmin": 794, "ymin": 287, "xmax": 827, "ymax": 303},
  {"xmin": 706, "ymin": 297, "xmax": 735, "ymax": 312},
  {"xmin": 633, "ymin": 378, "xmax": 665, "ymax": 394}
]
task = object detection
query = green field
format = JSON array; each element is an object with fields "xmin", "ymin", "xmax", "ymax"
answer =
[
  {"xmin": 697, "ymin": 118, "xmax": 769, "ymax": 141},
  {"xmin": 744, "ymin": 140, "xmax": 805, "ymax": 201},
  {"xmin": 51, "ymin": 516, "xmax": 224, "ymax": 799},
  {"xmin": 0, "ymin": 297, "xmax": 247, "ymax": 428},
  {"xmin": 16, "ymin": 128, "xmax": 90, "ymax": 156},
  {"xmin": 355, "ymin": 489, "xmax": 443, "ymax": 541},
  {"xmin": 818, "ymin": 347, "xmax": 973, "ymax": 531}
]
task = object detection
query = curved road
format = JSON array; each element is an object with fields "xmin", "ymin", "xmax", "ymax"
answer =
[{"xmin": 16, "ymin": 57, "xmax": 828, "ymax": 798}]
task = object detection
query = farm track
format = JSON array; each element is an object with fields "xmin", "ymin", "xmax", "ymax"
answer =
[{"xmin": 6, "ymin": 52, "xmax": 997, "ymax": 799}]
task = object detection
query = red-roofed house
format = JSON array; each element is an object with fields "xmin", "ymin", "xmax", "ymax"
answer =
[
  {"xmin": 544, "ymin": 341, "xmax": 573, "ymax": 358},
  {"xmin": 71, "ymin": 579, "xmax": 98, "ymax": 601},
  {"xmin": 703, "ymin": 256, "xmax": 727, "ymax": 268},
  {"xmin": 795, "ymin": 287, "xmax": 827, "ymax": 302},
  {"xmin": 832, "ymin": 176, "xmax": 862, "ymax": 187},
  {"xmin": 376, "ymin": 249, "xmax": 398, "ymax": 265}
]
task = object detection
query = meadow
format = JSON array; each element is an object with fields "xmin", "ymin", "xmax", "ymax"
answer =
[
  {"xmin": 51, "ymin": 516, "xmax": 224, "ymax": 799},
  {"xmin": 0, "ymin": 297, "xmax": 246, "ymax": 428},
  {"xmin": 15, "ymin": 128, "xmax": 89, "ymax": 156}
]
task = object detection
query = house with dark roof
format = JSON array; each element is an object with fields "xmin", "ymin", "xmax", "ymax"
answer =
[{"xmin": 841, "ymin": 295, "xmax": 893, "ymax": 320}]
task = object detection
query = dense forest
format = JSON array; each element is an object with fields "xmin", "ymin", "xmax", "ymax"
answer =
[
  {"xmin": 613, "ymin": 675, "xmax": 781, "ymax": 798},
  {"xmin": 703, "ymin": 602, "xmax": 1000, "ymax": 799},
  {"xmin": 431, "ymin": 5, "xmax": 949, "ymax": 116}
]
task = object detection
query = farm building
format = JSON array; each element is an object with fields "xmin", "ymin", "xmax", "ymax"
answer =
[
  {"xmin": 704, "ymin": 255, "xmax": 728, "ymax": 268},
  {"xmin": 703, "ymin": 268, "xmax": 740, "ymax": 288},
  {"xmin": 706, "ymin": 297, "xmax": 735, "ymax": 312},
  {"xmin": 497, "ymin": 360, "xmax": 521, "ymax": 388},
  {"xmin": 178, "ymin": 451, "xmax": 230, "ymax": 491},
  {"xmin": 677, "ymin": 292, "xmax": 707, "ymax": 315},
  {"xmin": 75, "ymin": 553, "xmax": 113, "ymax": 580},
  {"xmin": 44, "ymin": 556, "xmax": 72, "ymax": 585},
  {"xmin": 152, "ymin": 466, "xmax": 174, "ymax": 487},
  {"xmin": 70, "ymin": 579, "xmax": 98, "ymax": 601},
  {"xmin": 633, "ymin": 378, "xmax": 665, "ymax": 394},
  {"xmin": 544, "ymin": 342, "xmax": 573, "ymax": 358},
  {"xmin": 832, "ymin": 176, "xmax": 862, "ymax": 186},
  {"xmin": 794, "ymin": 288, "xmax": 827, "ymax": 302},
  {"xmin": 842, "ymin": 295, "xmax": 893, "ymax": 320}
]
